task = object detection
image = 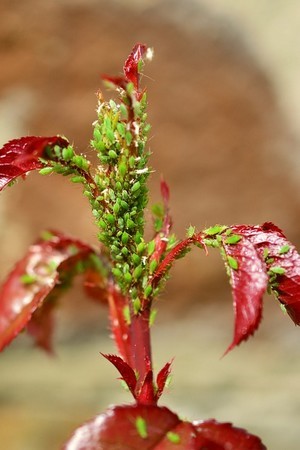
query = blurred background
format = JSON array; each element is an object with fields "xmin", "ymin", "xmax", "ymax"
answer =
[{"xmin": 0, "ymin": 0, "xmax": 300, "ymax": 448}]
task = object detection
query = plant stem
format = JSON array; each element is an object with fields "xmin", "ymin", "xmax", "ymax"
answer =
[{"xmin": 129, "ymin": 307, "xmax": 152, "ymax": 392}]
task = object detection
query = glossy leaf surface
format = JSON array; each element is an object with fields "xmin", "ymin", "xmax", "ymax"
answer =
[
  {"xmin": 102, "ymin": 43, "xmax": 147, "ymax": 96},
  {"xmin": 0, "ymin": 231, "xmax": 98, "ymax": 352},
  {"xmin": 0, "ymin": 135, "xmax": 69, "ymax": 190},
  {"xmin": 63, "ymin": 404, "xmax": 266, "ymax": 450},
  {"xmin": 232, "ymin": 222, "xmax": 300, "ymax": 325},
  {"xmin": 221, "ymin": 232, "xmax": 268, "ymax": 353}
]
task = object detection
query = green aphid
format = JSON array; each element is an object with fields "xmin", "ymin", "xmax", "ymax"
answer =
[
  {"xmin": 71, "ymin": 175, "xmax": 85, "ymax": 184},
  {"xmin": 40, "ymin": 230, "xmax": 54, "ymax": 241},
  {"xmin": 115, "ymin": 181, "xmax": 122, "ymax": 191},
  {"xmin": 279, "ymin": 245, "xmax": 290, "ymax": 255},
  {"xmin": 126, "ymin": 82, "xmax": 134, "ymax": 96},
  {"xmin": 227, "ymin": 255, "xmax": 239, "ymax": 270},
  {"xmin": 123, "ymin": 305, "xmax": 131, "ymax": 325},
  {"xmin": 112, "ymin": 267, "xmax": 123, "ymax": 279},
  {"xmin": 72, "ymin": 155, "xmax": 89, "ymax": 171},
  {"xmin": 166, "ymin": 431, "xmax": 181, "ymax": 444},
  {"xmin": 108, "ymin": 149, "xmax": 118, "ymax": 159},
  {"xmin": 149, "ymin": 259, "xmax": 158, "ymax": 274},
  {"xmin": 225, "ymin": 234, "xmax": 242, "ymax": 245},
  {"xmin": 186, "ymin": 225, "xmax": 196, "ymax": 238},
  {"xmin": 143, "ymin": 123, "xmax": 151, "ymax": 134},
  {"xmin": 54, "ymin": 145, "xmax": 62, "ymax": 157},
  {"xmin": 118, "ymin": 162, "xmax": 127, "ymax": 178},
  {"xmin": 106, "ymin": 214, "xmax": 115, "ymax": 225},
  {"xmin": 133, "ymin": 297, "xmax": 141, "ymax": 314},
  {"xmin": 125, "ymin": 131, "xmax": 133, "ymax": 146},
  {"xmin": 134, "ymin": 232, "xmax": 142, "ymax": 244},
  {"xmin": 109, "ymin": 99, "xmax": 117, "ymax": 110},
  {"xmin": 47, "ymin": 260, "xmax": 59, "ymax": 272},
  {"xmin": 126, "ymin": 218, "xmax": 135, "ymax": 229},
  {"xmin": 39, "ymin": 167, "xmax": 54, "ymax": 175},
  {"xmin": 203, "ymin": 238, "xmax": 219, "ymax": 248},
  {"xmin": 62, "ymin": 146, "xmax": 74, "ymax": 161},
  {"xmin": 131, "ymin": 181, "xmax": 141, "ymax": 193},
  {"xmin": 132, "ymin": 254, "xmax": 141, "ymax": 266},
  {"xmin": 98, "ymin": 219, "xmax": 107, "ymax": 230},
  {"xmin": 269, "ymin": 266, "xmax": 286, "ymax": 275},
  {"xmin": 128, "ymin": 156, "xmax": 136, "ymax": 169},
  {"xmin": 144, "ymin": 285, "xmax": 152, "ymax": 298},
  {"xmin": 121, "ymin": 231, "xmax": 129, "ymax": 245},
  {"xmin": 133, "ymin": 265, "xmax": 143, "ymax": 280},
  {"xmin": 137, "ymin": 242, "xmax": 146, "ymax": 254},
  {"xmin": 109, "ymin": 189, "xmax": 116, "ymax": 201},
  {"xmin": 204, "ymin": 225, "xmax": 227, "ymax": 236},
  {"xmin": 113, "ymin": 202, "xmax": 120, "ymax": 215},
  {"xmin": 106, "ymin": 128, "xmax": 115, "ymax": 143},
  {"xmin": 93, "ymin": 127, "xmax": 102, "ymax": 141},
  {"xmin": 117, "ymin": 122, "xmax": 126, "ymax": 137},
  {"xmin": 20, "ymin": 273, "xmax": 37, "ymax": 285},
  {"xmin": 124, "ymin": 272, "xmax": 132, "ymax": 284},
  {"xmin": 120, "ymin": 103, "xmax": 128, "ymax": 119},
  {"xmin": 149, "ymin": 308, "xmax": 157, "ymax": 327},
  {"xmin": 147, "ymin": 240, "xmax": 156, "ymax": 256}
]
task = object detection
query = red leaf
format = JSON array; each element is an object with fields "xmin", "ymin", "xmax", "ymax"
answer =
[
  {"xmin": 26, "ymin": 297, "xmax": 57, "ymax": 354},
  {"xmin": 221, "ymin": 234, "xmax": 268, "ymax": 354},
  {"xmin": 156, "ymin": 361, "xmax": 173, "ymax": 401},
  {"xmin": 233, "ymin": 223, "xmax": 300, "ymax": 325},
  {"xmin": 221, "ymin": 222, "xmax": 300, "ymax": 352},
  {"xmin": 151, "ymin": 237, "xmax": 195, "ymax": 288},
  {"xmin": 123, "ymin": 43, "xmax": 147, "ymax": 90},
  {"xmin": 62, "ymin": 404, "xmax": 266, "ymax": 450},
  {"xmin": 102, "ymin": 44, "xmax": 147, "ymax": 95},
  {"xmin": 138, "ymin": 370, "xmax": 156, "ymax": 405},
  {"xmin": 0, "ymin": 231, "xmax": 98, "ymax": 352},
  {"xmin": 194, "ymin": 419, "xmax": 266, "ymax": 450},
  {"xmin": 101, "ymin": 353, "xmax": 137, "ymax": 399},
  {"xmin": 0, "ymin": 136, "xmax": 69, "ymax": 190}
]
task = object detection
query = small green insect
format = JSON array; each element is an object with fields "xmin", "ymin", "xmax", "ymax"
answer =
[
  {"xmin": 166, "ymin": 431, "xmax": 181, "ymax": 444},
  {"xmin": 135, "ymin": 416, "xmax": 148, "ymax": 439}
]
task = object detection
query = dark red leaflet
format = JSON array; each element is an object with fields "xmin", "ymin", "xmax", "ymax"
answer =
[
  {"xmin": 0, "ymin": 136, "xmax": 69, "ymax": 190},
  {"xmin": 221, "ymin": 234, "xmax": 268, "ymax": 354},
  {"xmin": 0, "ymin": 231, "xmax": 97, "ymax": 352},
  {"xmin": 62, "ymin": 404, "xmax": 266, "ymax": 450},
  {"xmin": 232, "ymin": 223, "xmax": 300, "ymax": 325}
]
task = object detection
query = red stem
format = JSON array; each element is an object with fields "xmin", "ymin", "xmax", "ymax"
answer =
[{"xmin": 129, "ymin": 308, "xmax": 152, "ymax": 391}]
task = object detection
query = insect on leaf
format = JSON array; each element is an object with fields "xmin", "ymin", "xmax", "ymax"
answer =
[
  {"xmin": 0, "ymin": 230, "xmax": 102, "ymax": 352},
  {"xmin": 63, "ymin": 404, "xmax": 266, "ymax": 450},
  {"xmin": 0, "ymin": 135, "xmax": 69, "ymax": 190}
]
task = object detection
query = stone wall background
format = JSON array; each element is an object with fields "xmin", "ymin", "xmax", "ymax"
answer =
[{"xmin": 0, "ymin": 1, "xmax": 300, "ymax": 449}]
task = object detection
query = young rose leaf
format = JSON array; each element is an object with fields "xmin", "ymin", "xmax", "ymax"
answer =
[
  {"xmin": 102, "ymin": 43, "xmax": 147, "ymax": 95},
  {"xmin": 232, "ymin": 222, "xmax": 300, "ymax": 326},
  {"xmin": 194, "ymin": 419, "xmax": 266, "ymax": 450},
  {"xmin": 220, "ymin": 222, "xmax": 300, "ymax": 353},
  {"xmin": 101, "ymin": 353, "xmax": 137, "ymax": 398},
  {"xmin": 221, "ymin": 233, "xmax": 268, "ymax": 353},
  {"xmin": 63, "ymin": 404, "xmax": 266, "ymax": 450},
  {"xmin": 0, "ymin": 231, "xmax": 102, "ymax": 352},
  {"xmin": 0, "ymin": 136, "xmax": 69, "ymax": 190},
  {"xmin": 26, "ymin": 297, "xmax": 57, "ymax": 354},
  {"xmin": 123, "ymin": 43, "xmax": 147, "ymax": 91},
  {"xmin": 156, "ymin": 360, "xmax": 173, "ymax": 401},
  {"xmin": 149, "ymin": 178, "xmax": 173, "ymax": 269}
]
